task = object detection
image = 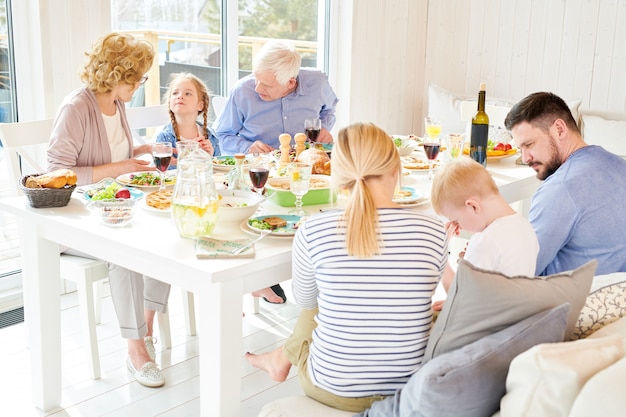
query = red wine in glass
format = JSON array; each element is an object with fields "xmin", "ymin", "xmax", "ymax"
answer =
[
  {"xmin": 305, "ymin": 128, "xmax": 321, "ymax": 142},
  {"xmin": 249, "ymin": 167, "xmax": 269, "ymax": 194},
  {"xmin": 423, "ymin": 143, "xmax": 441, "ymax": 160},
  {"xmin": 153, "ymin": 155, "xmax": 172, "ymax": 172},
  {"xmin": 423, "ymin": 142, "xmax": 441, "ymax": 181}
]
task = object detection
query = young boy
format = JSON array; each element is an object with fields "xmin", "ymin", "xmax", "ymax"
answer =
[{"xmin": 431, "ymin": 157, "xmax": 539, "ymax": 298}]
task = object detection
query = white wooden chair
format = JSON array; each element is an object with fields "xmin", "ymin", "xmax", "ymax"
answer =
[
  {"xmin": 0, "ymin": 117, "xmax": 186, "ymax": 379},
  {"xmin": 125, "ymin": 104, "xmax": 198, "ymax": 335},
  {"xmin": 212, "ymin": 96, "xmax": 227, "ymax": 119},
  {"xmin": 125, "ymin": 103, "xmax": 170, "ymax": 144}
]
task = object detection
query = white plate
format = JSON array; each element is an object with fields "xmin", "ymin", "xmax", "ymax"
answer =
[
  {"xmin": 82, "ymin": 178, "xmax": 144, "ymax": 201},
  {"xmin": 116, "ymin": 171, "xmax": 176, "ymax": 189},
  {"xmin": 243, "ymin": 214, "xmax": 302, "ymax": 237},
  {"xmin": 397, "ymin": 197, "xmax": 431, "ymax": 208},
  {"xmin": 393, "ymin": 186, "xmax": 425, "ymax": 204}
]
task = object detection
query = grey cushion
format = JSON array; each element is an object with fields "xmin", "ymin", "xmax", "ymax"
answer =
[
  {"xmin": 425, "ymin": 259, "xmax": 596, "ymax": 360},
  {"xmin": 357, "ymin": 304, "xmax": 570, "ymax": 417}
]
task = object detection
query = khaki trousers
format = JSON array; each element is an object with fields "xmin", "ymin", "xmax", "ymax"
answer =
[{"xmin": 284, "ymin": 308, "xmax": 388, "ymax": 413}]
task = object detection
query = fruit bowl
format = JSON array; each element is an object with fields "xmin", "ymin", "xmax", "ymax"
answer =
[{"xmin": 92, "ymin": 198, "xmax": 137, "ymax": 227}]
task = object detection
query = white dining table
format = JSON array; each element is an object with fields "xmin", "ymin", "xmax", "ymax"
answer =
[{"xmin": 0, "ymin": 154, "xmax": 539, "ymax": 417}]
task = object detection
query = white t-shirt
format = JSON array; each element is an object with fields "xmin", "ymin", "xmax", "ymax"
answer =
[
  {"xmin": 464, "ymin": 213, "xmax": 539, "ymax": 277},
  {"xmin": 102, "ymin": 110, "xmax": 130, "ymax": 162}
]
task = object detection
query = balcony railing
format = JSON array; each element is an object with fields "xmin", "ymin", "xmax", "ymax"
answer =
[{"xmin": 120, "ymin": 30, "xmax": 318, "ymax": 106}]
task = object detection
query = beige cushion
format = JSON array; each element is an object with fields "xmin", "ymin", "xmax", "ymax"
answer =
[
  {"xmin": 587, "ymin": 315, "xmax": 626, "ymax": 340},
  {"xmin": 258, "ymin": 395, "xmax": 353, "ymax": 417},
  {"xmin": 581, "ymin": 114, "xmax": 626, "ymax": 157},
  {"xmin": 572, "ymin": 279, "xmax": 626, "ymax": 339},
  {"xmin": 424, "ymin": 260, "xmax": 597, "ymax": 360},
  {"xmin": 500, "ymin": 334, "xmax": 626, "ymax": 417},
  {"xmin": 568, "ymin": 355, "xmax": 626, "ymax": 417}
]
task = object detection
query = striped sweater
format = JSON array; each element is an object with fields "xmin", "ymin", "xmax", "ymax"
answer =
[{"xmin": 292, "ymin": 208, "xmax": 448, "ymax": 397}]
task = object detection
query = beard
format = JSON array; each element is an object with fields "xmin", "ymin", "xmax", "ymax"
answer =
[{"xmin": 530, "ymin": 137, "xmax": 561, "ymax": 180}]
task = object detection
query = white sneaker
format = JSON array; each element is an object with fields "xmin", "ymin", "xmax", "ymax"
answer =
[
  {"xmin": 144, "ymin": 336, "xmax": 157, "ymax": 362},
  {"xmin": 126, "ymin": 356, "xmax": 165, "ymax": 388}
]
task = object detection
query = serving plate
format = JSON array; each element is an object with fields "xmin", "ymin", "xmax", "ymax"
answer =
[
  {"xmin": 139, "ymin": 199, "xmax": 171, "ymax": 214},
  {"xmin": 116, "ymin": 171, "xmax": 176, "ymax": 189},
  {"xmin": 245, "ymin": 214, "xmax": 301, "ymax": 236},
  {"xmin": 83, "ymin": 178, "xmax": 144, "ymax": 201}
]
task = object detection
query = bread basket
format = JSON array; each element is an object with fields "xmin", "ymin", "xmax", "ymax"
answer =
[{"xmin": 19, "ymin": 174, "xmax": 76, "ymax": 208}]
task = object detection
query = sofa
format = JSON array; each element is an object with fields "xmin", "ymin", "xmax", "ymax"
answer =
[{"xmin": 258, "ymin": 262, "xmax": 626, "ymax": 417}]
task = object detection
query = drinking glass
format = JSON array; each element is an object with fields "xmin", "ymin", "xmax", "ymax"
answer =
[
  {"xmin": 175, "ymin": 140, "xmax": 199, "ymax": 163},
  {"xmin": 248, "ymin": 162, "xmax": 270, "ymax": 195},
  {"xmin": 422, "ymin": 135, "xmax": 441, "ymax": 181},
  {"xmin": 288, "ymin": 162, "xmax": 313, "ymax": 217},
  {"xmin": 424, "ymin": 116, "xmax": 442, "ymax": 140},
  {"xmin": 446, "ymin": 133, "xmax": 465, "ymax": 160},
  {"xmin": 304, "ymin": 118, "xmax": 322, "ymax": 143},
  {"xmin": 152, "ymin": 142, "xmax": 173, "ymax": 191}
]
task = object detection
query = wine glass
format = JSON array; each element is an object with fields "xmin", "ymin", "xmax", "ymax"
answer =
[
  {"xmin": 304, "ymin": 118, "xmax": 322, "ymax": 143},
  {"xmin": 248, "ymin": 162, "xmax": 270, "ymax": 195},
  {"xmin": 424, "ymin": 116, "xmax": 442, "ymax": 141},
  {"xmin": 423, "ymin": 135, "xmax": 441, "ymax": 181},
  {"xmin": 152, "ymin": 142, "xmax": 173, "ymax": 191},
  {"xmin": 288, "ymin": 162, "xmax": 313, "ymax": 217}
]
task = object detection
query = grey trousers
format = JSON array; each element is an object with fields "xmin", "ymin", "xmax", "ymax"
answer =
[{"xmin": 64, "ymin": 248, "xmax": 171, "ymax": 339}]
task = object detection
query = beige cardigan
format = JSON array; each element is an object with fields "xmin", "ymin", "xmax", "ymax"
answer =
[{"xmin": 47, "ymin": 88, "xmax": 134, "ymax": 186}]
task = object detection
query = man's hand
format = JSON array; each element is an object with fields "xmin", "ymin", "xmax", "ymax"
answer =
[
  {"xmin": 248, "ymin": 140, "xmax": 274, "ymax": 154},
  {"xmin": 315, "ymin": 128, "xmax": 333, "ymax": 143}
]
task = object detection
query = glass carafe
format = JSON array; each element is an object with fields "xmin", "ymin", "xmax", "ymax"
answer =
[{"xmin": 171, "ymin": 149, "xmax": 219, "ymax": 239}]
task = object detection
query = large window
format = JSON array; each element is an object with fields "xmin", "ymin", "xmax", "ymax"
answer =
[{"xmin": 111, "ymin": 0, "xmax": 329, "ymax": 120}]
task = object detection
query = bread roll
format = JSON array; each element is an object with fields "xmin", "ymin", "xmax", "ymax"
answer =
[
  {"xmin": 25, "ymin": 169, "xmax": 77, "ymax": 189},
  {"xmin": 296, "ymin": 148, "xmax": 331, "ymax": 175}
]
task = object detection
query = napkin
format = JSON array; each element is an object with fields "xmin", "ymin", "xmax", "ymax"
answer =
[{"xmin": 195, "ymin": 237, "xmax": 256, "ymax": 259}]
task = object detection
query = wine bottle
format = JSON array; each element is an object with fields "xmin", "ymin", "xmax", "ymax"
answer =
[{"xmin": 470, "ymin": 83, "xmax": 489, "ymax": 167}]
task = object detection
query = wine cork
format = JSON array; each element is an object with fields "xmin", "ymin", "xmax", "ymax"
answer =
[{"xmin": 294, "ymin": 133, "xmax": 307, "ymax": 159}]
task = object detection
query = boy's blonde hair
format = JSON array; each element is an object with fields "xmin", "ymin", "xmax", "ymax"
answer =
[
  {"xmin": 163, "ymin": 72, "xmax": 211, "ymax": 141},
  {"xmin": 81, "ymin": 32, "xmax": 154, "ymax": 93},
  {"xmin": 332, "ymin": 122, "xmax": 401, "ymax": 258},
  {"xmin": 431, "ymin": 157, "xmax": 499, "ymax": 214}
]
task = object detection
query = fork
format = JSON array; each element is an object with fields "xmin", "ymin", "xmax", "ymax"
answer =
[{"xmin": 231, "ymin": 231, "xmax": 270, "ymax": 255}]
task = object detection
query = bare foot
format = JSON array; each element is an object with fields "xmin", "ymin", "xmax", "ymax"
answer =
[
  {"xmin": 252, "ymin": 287, "xmax": 284, "ymax": 304},
  {"xmin": 245, "ymin": 348, "xmax": 292, "ymax": 382}
]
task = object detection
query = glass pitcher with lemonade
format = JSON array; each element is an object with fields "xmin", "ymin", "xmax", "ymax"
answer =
[{"xmin": 172, "ymin": 149, "xmax": 219, "ymax": 239}]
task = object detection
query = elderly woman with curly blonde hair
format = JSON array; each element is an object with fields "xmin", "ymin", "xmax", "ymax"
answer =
[{"xmin": 47, "ymin": 32, "xmax": 168, "ymax": 387}]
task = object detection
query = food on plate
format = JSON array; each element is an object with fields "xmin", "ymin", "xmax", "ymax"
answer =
[
  {"xmin": 88, "ymin": 182, "xmax": 123, "ymax": 200},
  {"xmin": 213, "ymin": 156, "xmax": 248, "ymax": 167},
  {"xmin": 115, "ymin": 188, "xmax": 131, "ymax": 199},
  {"xmin": 296, "ymin": 148, "xmax": 331, "ymax": 175},
  {"xmin": 146, "ymin": 189, "xmax": 173, "ymax": 210},
  {"xmin": 394, "ymin": 189, "xmax": 413, "ymax": 199},
  {"xmin": 266, "ymin": 176, "xmax": 329, "ymax": 191},
  {"xmin": 463, "ymin": 140, "xmax": 517, "ymax": 157},
  {"xmin": 402, "ymin": 155, "xmax": 438, "ymax": 170},
  {"xmin": 125, "ymin": 172, "xmax": 174, "ymax": 186},
  {"xmin": 24, "ymin": 169, "xmax": 77, "ymax": 189},
  {"xmin": 262, "ymin": 216, "xmax": 288, "ymax": 229}
]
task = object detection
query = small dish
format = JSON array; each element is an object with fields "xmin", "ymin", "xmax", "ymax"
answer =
[
  {"xmin": 92, "ymin": 199, "xmax": 136, "ymax": 227},
  {"xmin": 83, "ymin": 178, "xmax": 144, "ymax": 201},
  {"xmin": 246, "ymin": 214, "xmax": 301, "ymax": 236},
  {"xmin": 393, "ymin": 187, "xmax": 425, "ymax": 204}
]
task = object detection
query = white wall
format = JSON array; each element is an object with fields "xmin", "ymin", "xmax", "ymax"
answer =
[
  {"xmin": 334, "ymin": 0, "xmax": 626, "ymax": 136},
  {"xmin": 12, "ymin": 0, "xmax": 111, "ymax": 121},
  {"xmin": 13, "ymin": 0, "xmax": 626, "ymax": 133}
]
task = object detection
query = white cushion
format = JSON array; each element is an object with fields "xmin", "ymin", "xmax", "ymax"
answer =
[
  {"xmin": 500, "ymin": 334, "xmax": 626, "ymax": 417},
  {"xmin": 581, "ymin": 114, "xmax": 626, "ymax": 156},
  {"xmin": 258, "ymin": 395, "xmax": 354, "ymax": 417},
  {"xmin": 568, "ymin": 355, "xmax": 626, "ymax": 417}
]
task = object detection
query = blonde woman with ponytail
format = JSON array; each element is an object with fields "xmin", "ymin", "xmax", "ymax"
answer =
[{"xmin": 246, "ymin": 122, "xmax": 449, "ymax": 413}]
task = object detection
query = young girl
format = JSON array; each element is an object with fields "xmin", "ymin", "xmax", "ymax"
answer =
[{"xmin": 156, "ymin": 72, "xmax": 220, "ymax": 164}]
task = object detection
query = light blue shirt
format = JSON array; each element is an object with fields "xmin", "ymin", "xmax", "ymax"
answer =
[
  {"xmin": 530, "ymin": 145, "xmax": 626, "ymax": 276},
  {"xmin": 212, "ymin": 68, "xmax": 338, "ymax": 155}
]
